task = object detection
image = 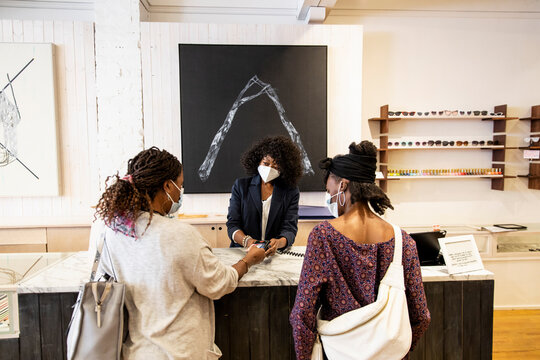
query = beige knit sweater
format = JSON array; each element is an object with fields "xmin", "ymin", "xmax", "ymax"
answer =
[{"xmin": 89, "ymin": 213, "xmax": 239, "ymax": 359}]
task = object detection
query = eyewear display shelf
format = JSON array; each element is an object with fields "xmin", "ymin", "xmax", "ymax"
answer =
[
  {"xmin": 369, "ymin": 104, "xmax": 518, "ymax": 192},
  {"xmin": 517, "ymin": 105, "xmax": 540, "ymax": 190}
]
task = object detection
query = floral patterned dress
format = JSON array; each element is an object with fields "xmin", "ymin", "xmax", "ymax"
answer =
[{"xmin": 290, "ymin": 221, "xmax": 431, "ymax": 360}]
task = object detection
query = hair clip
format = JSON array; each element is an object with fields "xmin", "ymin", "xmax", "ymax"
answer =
[{"xmin": 121, "ymin": 174, "xmax": 133, "ymax": 184}]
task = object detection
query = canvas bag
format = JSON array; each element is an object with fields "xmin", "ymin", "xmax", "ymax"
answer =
[
  {"xmin": 314, "ymin": 224, "xmax": 412, "ymax": 360},
  {"xmin": 66, "ymin": 230, "xmax": 127, "ymax": 360}
]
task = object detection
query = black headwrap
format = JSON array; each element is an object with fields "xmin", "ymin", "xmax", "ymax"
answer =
[{"xmin": 319, "ymin": 153, "xmax": 377, "ymax": 183}]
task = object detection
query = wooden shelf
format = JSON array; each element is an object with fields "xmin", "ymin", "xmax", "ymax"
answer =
[
  {"xmin": 386, "ymin": 175, "xmax": 503, "ymax": 179},
  {"xmin": 374, "ymin": 104, "xmax": 512, "ymax": 191},
  {"xmin": 481, "ymin": 117, "xmax": 519, "ymax": 121},
  {"xmin": 379, "ymin": 146, "xmax": 505, "ymax": 151},
  {"xmin": 519, "ymin": 107, "xmax": 540, "ymax": 190},
  {"xmin": 369, "ymin": 117, "xmax": 401, "ymax": 121},
  {"xmin": 369, "ymin": 116, "xmax": 518, "ymax": 121}
]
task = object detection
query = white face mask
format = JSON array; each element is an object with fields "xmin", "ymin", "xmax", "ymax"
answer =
[
  {"xmin": 325, "ymin": 181, "xmax": 343, "ymax": 218},
  {"xmin": 258, "ymin": 165, "xmax": 280, "ymax": 183},
  {"xmin": 166, "ymin": 181, "xmax": 183, "ymax": 216}
]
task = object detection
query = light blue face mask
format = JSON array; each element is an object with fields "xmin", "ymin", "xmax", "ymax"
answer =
[
  {"xmin": 325, "ymin": 181, "xmax": 343, "ymax": 218},
  {"xmin": 166, "ymin": 180, "xmax": 183, "ymax": 216}
]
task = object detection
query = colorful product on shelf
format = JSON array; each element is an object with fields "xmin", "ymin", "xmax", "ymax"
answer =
[{"xmin": 386, "ymin": 168, "xmax": 503, "ymax": 177}]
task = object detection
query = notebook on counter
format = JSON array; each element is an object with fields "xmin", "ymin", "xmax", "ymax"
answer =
[
  {"xmin": 298, "ymin": 205, "xmax": 334, "ymax": 219},
  {"xmin": 481, "ymin": 224, "xmax": 526, "ymax": 233}
]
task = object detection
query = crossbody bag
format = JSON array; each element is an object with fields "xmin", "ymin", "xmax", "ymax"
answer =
[{"xmin": 312, "ymin": 224, "xmax": 412, "ymax": 360}]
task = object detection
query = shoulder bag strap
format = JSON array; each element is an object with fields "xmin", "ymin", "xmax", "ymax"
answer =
[
  {"xmin": 90, "ymin": 228, "xmax": 119, "ymax": 282},
  {"xmin": 378, "ymin": 223, "xmax": 406, "ymax": 289},
  {"xmin": 90, "ymin": 231, "xmax": 106, "ymax": 281},
  {"xmin": 103, "ymin": 237, "xmax": 118, "ymax": 280},
  {"xmin": 390, "ymin": 224, "xmax": 403, "ymax": 266}
]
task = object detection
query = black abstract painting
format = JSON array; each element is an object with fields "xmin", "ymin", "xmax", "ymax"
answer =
[{"xmin": 179, "ymin": 44, "xmax": 327, "ymax": 193}]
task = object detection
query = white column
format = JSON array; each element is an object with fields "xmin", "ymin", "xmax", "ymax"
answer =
[{"xmin": 94, "ymin": 0, "xmax": 143, "ymax": 186}]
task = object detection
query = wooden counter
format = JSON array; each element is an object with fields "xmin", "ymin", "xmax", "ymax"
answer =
[{"xmin": 0, "ymin": 248, "xmax": 494, "ymax": 359}]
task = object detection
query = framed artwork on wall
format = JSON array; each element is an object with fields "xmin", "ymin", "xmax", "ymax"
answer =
[
  {"xmin": 0, "ymin": 43, "xmax": 59, "ymax": 196},
  {"xmin": 179, "ymin": 44, "xmax": 327, "ymax": 193}
]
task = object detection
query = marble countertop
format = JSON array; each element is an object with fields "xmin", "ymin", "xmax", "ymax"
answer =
[
  {"xmin": 15, "ymin": 246, "xmax": 494, "ymax": 294},
  {"xmin": 17, "ymin": 252, "xmax": 90, "ymax": 294}
]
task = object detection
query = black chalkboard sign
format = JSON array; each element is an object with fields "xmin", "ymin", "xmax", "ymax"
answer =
[{"xmin": 179, "ymin": 44, "xmax": 327, "ymax": 193}]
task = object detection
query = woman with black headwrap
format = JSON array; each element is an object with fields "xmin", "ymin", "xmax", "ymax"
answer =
[{"xmin": 289, "ymin": 141, "xmax": 431, "ymax": 360}]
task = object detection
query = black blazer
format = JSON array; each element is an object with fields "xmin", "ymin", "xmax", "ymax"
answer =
[{"xmin": 226, "ymin": 175, "xmax": 299, "ymax": 248}]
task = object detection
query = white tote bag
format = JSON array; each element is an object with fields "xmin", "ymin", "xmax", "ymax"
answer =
[{"xmin": 315, "ymin": 224, "xmax": 412, "ymax": 360}]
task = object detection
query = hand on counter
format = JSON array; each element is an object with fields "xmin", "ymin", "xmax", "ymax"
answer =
[
  {"xmin": 233, "ymin": 245, "xmax": 266, "ymax": 279},
  {"xmin": 265, "ymin": 237, "xmax": 287, "ymax": 257},
  {"xmin": 245, "ymin": 245, "xmax": 266, "ymax": 266}
]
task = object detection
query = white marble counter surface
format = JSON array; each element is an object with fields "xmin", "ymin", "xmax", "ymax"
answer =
[
  {"xmin": 16, "ymin": 246, "xmax": 494, "ymax": 294},
  {"xmin": 17, "ymin": 252, "xmax": 90, "ymax": 294}
]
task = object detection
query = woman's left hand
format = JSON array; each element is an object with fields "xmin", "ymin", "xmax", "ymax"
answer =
[{"xmin": 265, "ymin": 238, "xmax": 287, "ymax": 257}]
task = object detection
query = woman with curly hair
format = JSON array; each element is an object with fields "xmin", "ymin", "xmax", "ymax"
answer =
[
  {"xmin": 226, "ymin": 135, "xmax": 303, "ymax": 256},
  {"xmin": 290, "ymin": 141, "xmax": 430, "ymax": 359},
  {"xmin": 89, "ymin": 147, "xmax": 265, "ymax": 359}
]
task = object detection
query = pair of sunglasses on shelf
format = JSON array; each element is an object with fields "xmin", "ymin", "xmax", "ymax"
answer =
[
  {"xmin": 387, "ymin": 110, "xmax": 503, "ymax": 117},
  {"xmin": 524, "ymin": 137, "xmax": 540, "ymax": 144},
  {"xmin": 387, "ymin": 140, "xmax": 497, "ymax": 147}
]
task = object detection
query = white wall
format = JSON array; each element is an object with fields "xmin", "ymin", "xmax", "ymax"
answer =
[
  {"xmin": 0, "ymin": 20, "xmax": 99, "ymax": 226},
  {"xmin": 140, "ymin": 23, "xmax": 363, "ymax": 215},
  {"xmin": 326, "ymin": 13, "xmax": 540, "ymax": 225},
  {"xmin": 1, "ymin": 9, "xmax": 540, "ymax": 227},
  {"xmin": 94, "ymin": 0, "xmax": 144, "ymax": 182}
]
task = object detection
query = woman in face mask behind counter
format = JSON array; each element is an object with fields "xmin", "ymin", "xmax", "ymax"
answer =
[{"xmin": 226, "ymin": 135, "xmax": 303, "ymax": 256}]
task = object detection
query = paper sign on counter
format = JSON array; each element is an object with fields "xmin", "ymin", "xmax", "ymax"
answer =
[{"xmin": 438, "ymin": 235, "xmax": 484, "ymax": 275}]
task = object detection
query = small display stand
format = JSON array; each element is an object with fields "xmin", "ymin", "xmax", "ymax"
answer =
[{"xmin": 0, "ymin": 287, "xmax": 19, "ymax": 339}]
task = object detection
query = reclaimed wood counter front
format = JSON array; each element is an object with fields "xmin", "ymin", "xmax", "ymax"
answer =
[{"xmin": 0, "ymin": 248, "xmax": 494, "ymax": 360}]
